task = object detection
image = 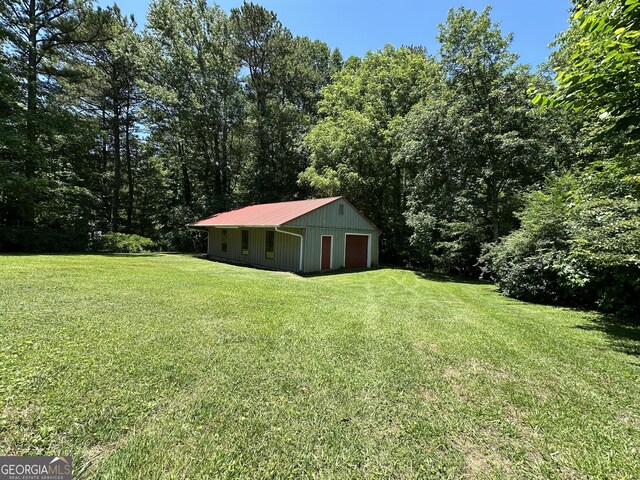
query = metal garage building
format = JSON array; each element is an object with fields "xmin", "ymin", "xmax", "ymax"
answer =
[{"xmin": 189, "ymin": 196, "xmax": 380, "ymax": 273}]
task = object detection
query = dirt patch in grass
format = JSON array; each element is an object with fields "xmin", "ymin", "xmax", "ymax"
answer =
[
  {"xmin": 0, "ymin": 404, "xmax": 40, "ymax": 455},
  {"xmin": 452, "ymin": 434, "xmax": 514, "ymax": 478},
  {"xmin": 443, "ymin": 366, "xmax": 461, "ymax": 379},
  {"xmin": 80, "ymin": 441, "xmax": 119, "ymax": 476},
  {"xmin": 502, "ymin": 403, "xmax": 547, "ymax": 472},
  {"xmin": 505, "ymin": 404, "xmax": 528, "ymax": 424},
  {"xmin": 79, "ymin": 387, "xmax": 201, "ymax": 477},
  {"xmin": 557, "ymin": 463, "xmax": 587, "ymax": 480},
  {"xmin": 616, "ymin": 412, "xmax": 640, "ymax": 428},
  {"xmin": 443, "ymin": 360, "xmax": 517, "ymax": 404},
  {"xmin": 413, "ymin": 340, "xmax": 441, "ymax": 355},
  {"xmin": 416, "ymin": 387, "xmax": 437, "ymax": 402},
  {"xmin": 466, "ymin": 357, "xmax": 512, "ymax": 382},
  {"xmin": 443, "ymin": 366, "xmax": 469, "ymax": 400}
]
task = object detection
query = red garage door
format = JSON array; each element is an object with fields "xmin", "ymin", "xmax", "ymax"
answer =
[{"xmin": 345, "ymin": 234, "xmax": 368, "ymax": 269}]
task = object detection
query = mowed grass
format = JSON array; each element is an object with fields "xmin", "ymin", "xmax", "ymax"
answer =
[{"xmin": 0, "ymin": 254, "xmax": 638, "ymax": 479}]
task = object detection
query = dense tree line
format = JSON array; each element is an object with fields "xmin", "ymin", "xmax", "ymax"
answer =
[
  {"xmin": 485, "ymin": 0, "xmax": 640, "ymax": 316},
  {"xmin": 0, "ymin": 0, "xmax": 341, "ymax": 251},
  {"xmin": 1, "ymin": 0, "xmax": 637, "ymax": 315}
]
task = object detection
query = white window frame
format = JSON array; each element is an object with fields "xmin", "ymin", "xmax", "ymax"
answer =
[
  {"xmin": 343, "ymin": 233, "xmax": 371, "ymax": 268},
  {"xmin": 320, "ymin": 234, "xmax": 333, "ymax": 270}
]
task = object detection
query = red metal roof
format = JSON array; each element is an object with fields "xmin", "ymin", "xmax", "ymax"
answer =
[{"xmin": 189, "ymin": 197, "xmax": 342, "ymax": 227}]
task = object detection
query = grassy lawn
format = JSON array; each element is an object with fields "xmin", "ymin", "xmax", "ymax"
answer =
[{"xmin": 0, "ymin": 254, "xmax": 638, "ymax": 479}]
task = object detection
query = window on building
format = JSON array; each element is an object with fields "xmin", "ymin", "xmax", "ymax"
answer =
[
  {"xmin": 339, "ymin": 204, "xmax": 344, "ymax": 215},
  {"xmin": 265, "ymin": 230, "xmax": 275, "ymax": 259},
  {"xmin": 241, "ymin": 230, "xmax": 249, "ymax": 255},
  {"xmin": 221, "ymin": 229, "xmax": 227, "ymax": 252}
]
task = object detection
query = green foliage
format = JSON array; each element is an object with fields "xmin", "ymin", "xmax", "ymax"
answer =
[
  {"xmin": 0, "ymin": 0, "xmax": 112, "ymax": 228},
  {"xmin": 156, "ymin": 205, "xmax": 207, "ymax": 253},
  {"xmin": 485, "ymin": 159, "xmax": 640, "ymax": 316},
  {"xmin": 302, "ymin": 45, "xmax": 441, "ymax": 260},
  {"xmin": 1, "ymin": 0, "xmax": 339, "ymax": 253},
  {"xmin": 0, "ymin": 0, "xmax": 634, "ymax": 318},
  {"xmin": 481, "ymin": 176, "xmax": 577, "ymax": 303},
  {"xmin": 144, "ymin": 0, "xmax": 242, "ymax": 215},
  {"xmin": 229, "ymin": 2, "xmax": 337, "ymax": 204},
  {"xmin": 0, "ymin": 227, "xmax": 89, "ymax": 252},
  {"xmin": 0, "ymin": 1, "xmax": 143, "ymax": 246},
  {"xmin": 395, "ymin": 7, "xmax": 576, "ymax": 273},
  {"xmin": 563, "ymin": 159, "xmax": 640, "ymax": 314},
  {"xmin": 490, "ymin": 0, "xmax": 640, "ymax": 316},
  {"xmin": 536, "ymin": 0, "xmax": 640, "ymax": 143},
  {"xmin": 296, "ymin": 165, "xmax": 359, "ymax": 197},
  {"xmin": 89, "ymin": 232, "xmax": 157, "ymax": 253}
]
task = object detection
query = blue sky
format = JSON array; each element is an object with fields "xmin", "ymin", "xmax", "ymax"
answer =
[{"xmin": 99, "ymin": 0, "xmax": 572, "ymax": 68}]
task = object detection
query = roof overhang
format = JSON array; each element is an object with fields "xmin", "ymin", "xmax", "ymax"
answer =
[
  {"xmin": 186, "ymin": 223, "xmax": 307, "ymax": 229},
  {"xmin": 187, "ymin": 197, "xmax": 343, "ymax": 228}
]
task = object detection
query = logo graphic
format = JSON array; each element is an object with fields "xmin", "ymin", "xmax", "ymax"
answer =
[{"xmin": 0, "ymin": 456, "xmax": 72, "ymax": 480}]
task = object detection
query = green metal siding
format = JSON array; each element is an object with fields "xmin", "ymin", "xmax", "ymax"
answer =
[
  {"xmin": 207, "ymin": 226, "xmax": 303, "ymax": 272},
  {"xmin": 288, "ymin": 199, "xmax": 379, "ymax": 272},
  {"xmin": 206, "ymin": 198, "xmax": 379, "ymax": 273},
  {"xmin": 302, "ymin": 227, "xmax": 379, "ymax": 272},
  {"xmin": 285, "ymin": 199, "xmax": 377, "ymax": 231}
]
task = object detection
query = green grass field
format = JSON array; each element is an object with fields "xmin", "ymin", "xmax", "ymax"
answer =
[{"xmin": 0, "ymin": 254, "xmax": 638, "ymax": 478}]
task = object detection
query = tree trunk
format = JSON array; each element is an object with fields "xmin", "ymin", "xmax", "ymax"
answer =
[
  {"xmin": 24, "ymin": 0, "xmax": 38, "ymax": 226},
  {"xmin": 26, "ymin": 0, "xmax": 38, "ymax": 150},
  {"xmin": 125, "ymin": 104, "xmax": 134, "ymax": 233},
  {"xmin": 202, "ymin": 136, "xmax": 214, "ymax": 210},
  {"xmin": 179, "ymin": 142, "xmax": 192, "ymax": 206},
  {"xmin": 221, "ymin": 122, "xmax": 229, "ymax": 208},
  {"xmin": 213, "ymin": 132, "xmax": 222, "ymax": 207},
  {"xmin": 111, "ymin": 105, "xmax": 121, "ymax": 232},
  {"xmin": 256, "ymin": 118, "xmax": 269, "ymax": 202},
  {"xmin": 101, "ymin": 104, "xmax": 110, "ymax": 228},
  {"xmin": 491, "ymin": 213, "xmax": 500, "ymax": 242},
  {"xmin": 489, "ymin": 183, "xmax": 500, "ymax": 242},
  {"xmin": 255, "ymin": 83, "xmax": 269, "ymax": 202}
]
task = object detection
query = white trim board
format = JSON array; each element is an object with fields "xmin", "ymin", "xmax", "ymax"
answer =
[{"xmin": 320, "ymin": 234, "xmax": 333, "ymax": 270}]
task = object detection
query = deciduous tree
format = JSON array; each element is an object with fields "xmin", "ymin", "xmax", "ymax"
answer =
[
  {"xmin": 302, "ymin": 45, "xmax": 441, "ymax": 260},
  {"xmin": 394, "ymin": 7, "xmax": 576, "ymax": 273}
]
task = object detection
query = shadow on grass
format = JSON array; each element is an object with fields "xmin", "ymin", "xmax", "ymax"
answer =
[
  {"xmin": 195, "ymin": 254, "xmax": 289, "ymax": 274},
  {"xmin": 194, "ymin": 256, "xmax": 496, "ymax": 282},
  {"xmin": 301, "ymin": 267, "xmax": 372, "ymax": 278},
  {"xmin": 576, "ymin": 314, "xmax": 640, "ymax": 357},
  {"xmin": 413, "ymin": 271, "xmax": 490, "ymax": 285},
  {"xmin": 398, "ymin": 265, "xmax": 640, "ymax": 359},
  {"xmin": 195, "ymin": 254, "xmax": 373, "ymax": 277},
  {"xmin": 0, "ymin": 252, "xmax": 166, "ymax": 257},
  {"xmin": 371, "ymin": 263, "xmax": 491, "ymax": 285},
  {"xmin": 93, "ymin": 252, "xmax": 167, "ymax": 257}
]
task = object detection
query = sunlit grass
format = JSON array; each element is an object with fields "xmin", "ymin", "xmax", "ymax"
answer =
[{"xmin": 1, "ymin": 254, "xmax": 638, "ymax": 478}]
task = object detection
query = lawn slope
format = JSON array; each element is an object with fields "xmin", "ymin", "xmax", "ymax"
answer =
[{"xmin": 0, "ymin": 254, "xmax": 638, "ymax": 478}]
